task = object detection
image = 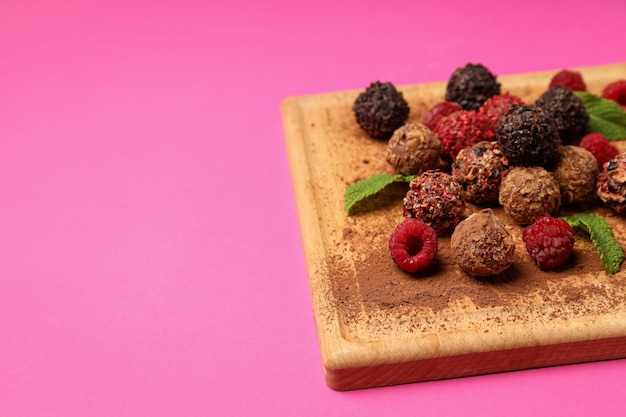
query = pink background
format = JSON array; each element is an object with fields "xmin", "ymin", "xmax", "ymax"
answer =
[{"xmin": 1, "ymin": 0, "xmax": 625, "ymax": 415}]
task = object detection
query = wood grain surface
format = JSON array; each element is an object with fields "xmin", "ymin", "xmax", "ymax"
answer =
[{"xmin": 281, "ymin": 63, "xmax": 626, "ymax": 391}]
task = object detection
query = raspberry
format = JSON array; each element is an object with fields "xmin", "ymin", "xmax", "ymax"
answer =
[
  {"xmin": 433, "ymin": 110, "xmax": 496, "ymax": 162},
  {"xmin": 522, "ymin": 216, "xmax": 575, "ymax": 269},
  {"xmin": 549, "ymin": 69, "xmax": 587, "ymax": 91},
  {"xmin": 389, "ymin": 219, "xmax": 438, "ymax": 273},
  {"xmin": 602, "ymin": 80, "xmax": 626, "ymax": 109},
  {"xmin": 422, "ymin": 101, "xmax": 462, "ymax": 130},
  {"xmin": 579, "ymin": 132, "xmax": 619, "ymax": 168}
]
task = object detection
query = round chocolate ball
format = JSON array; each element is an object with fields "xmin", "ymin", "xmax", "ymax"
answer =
[
  {"xmin": 552, "ymin": 145, "xmax": 599, "ymax": 206},
  {"xmin": 352, "ymin": 81, "xmax": 410, "ymax": 140},
  {"xmin": 386, "ymin": 123, "xmax": 442, "ymax": 175},
  {"xmin": 499, "ymin": 166, "xmax": 561, "ymax": 224},
  {"xmin": 496, "ymin": 104, "xmax": 561, "ymax": 168}
]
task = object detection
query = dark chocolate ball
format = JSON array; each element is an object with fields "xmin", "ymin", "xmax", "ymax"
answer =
[
  {"xmin": 352, "ymin": 81, "xmax": 410, "ymax": 140},
  {"xmin": 445, "ymin": 63, "xmax": 501, "ymax": 111},
  {"xmin": 535, "ymin": 85, "xmax": 589, "ymax": 145},
  {"xmin": 496, "ymin": 104, "xmax": 561, "ymax": 168}
]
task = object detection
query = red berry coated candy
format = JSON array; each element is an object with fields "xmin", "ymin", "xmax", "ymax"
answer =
[
  {"xmin": 389, "ymin": 219, "xmax": 438, "ymax": 273},
  {"xmin": 602, "ymin": 80, "xmax": 626, "ymax": 109},
  {"xmin": 522, "ymin": 216, "xmax": 575, "ymax": 269},
  {"xmin": 422, "ymin": 101, "xmax": 462, "ymax": 131},
  {"xmin": 549, "ymin": 70, "xmax": 587, "ymax": 91},
  {"xmin": 479, "ymin": 92, "xmax": 525, "ymax": 130},
  {"xmin": 579, "ymin": 132, "xmax": 619, "ymax": 168},
  {"xmin": 433, "ymin": 110, "xmax": 496, "ymax": 162}
]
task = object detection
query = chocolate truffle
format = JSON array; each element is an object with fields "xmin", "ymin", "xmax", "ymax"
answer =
[
  {"xmin": 403, "ymin": 170, "xmax": 465, "ymax": 236},
  {"xmin": 352, "ymin": 81, "xmax": 410, "ymax": 140},
  {"xmin": 552, "ymin": 145, "xmax": 599, "ymax": 206},
  {"xmin": 451, "ymin": 141, "xmax": 510, "ymax": 205},
  {"xmin": 451, "ymin": 209, "xmax": 515, "ymax": 277},
  {"xmin": 596, "ymin": 152, "xmax": 626, "ymax": 215},
  {"xmin": 445, "ymin": 63, "xmax": 501, "ymax": 110},
  {"xmin": 496, "ymin": 104, "xmax": 561, "ymax": 168},
  {"xmin": 422, "ymin": 101, "xmax": 462, "ymax": 131},
  {"xmin": 386, "ymin": 123, "xmax": 442, "ymax": 175},
  {"xmin": 535, "ymin": 85, "xmax": 589, "ymax": 145},
  {"xmin": 433, "ymin": 110, "xmax": 496, "ymax": 162},
  {"xmin": 499, "ymin": 166, "xmax": 561, "ymax": 225}
]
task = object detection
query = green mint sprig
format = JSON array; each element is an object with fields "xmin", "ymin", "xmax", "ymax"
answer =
[
  {"xmin": 561, "ymin": 213, "xmax": 625, "ymax": 274},
  {"xmin": 574, "ymin": 91, "xmax": 626, "ymax": 140},
  {"xmin": 344, "ymin": 173, "xmax": 414, "ymax": 215}
]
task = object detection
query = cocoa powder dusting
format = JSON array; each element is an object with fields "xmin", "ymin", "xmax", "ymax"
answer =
[
  {"xmin": 329, "ymin": 202, "xmax": 618, "ymax": 338},
  {"xmin": 297, "ymin": 83, "xmax": 626, "ymax": 343}
]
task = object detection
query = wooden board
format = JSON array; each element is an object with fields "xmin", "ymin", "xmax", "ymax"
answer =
[{"xmin": 281, "ymin": 63, "xmax": 626, "ymax": 391}]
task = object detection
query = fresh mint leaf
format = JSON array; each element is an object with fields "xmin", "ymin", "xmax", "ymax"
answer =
[
  {"xmin": 562, "ymin": 213, "xmax": 625, "ymax": 274},
  {"xmin": 574, "ymin": 91, "xmax": 626, "ymax": 140},
  {"xmin": 344, "ymin": 174, "xmax": 414, "ymax": 215}
]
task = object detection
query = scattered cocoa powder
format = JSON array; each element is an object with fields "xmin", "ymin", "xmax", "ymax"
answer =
[
  {"xmin": 295, "ymin": 83, "xmax": 626, "ymax": 341},
  {"xmin": 330, "ymin": 202, "xmax": 619, "ymax": 334}
]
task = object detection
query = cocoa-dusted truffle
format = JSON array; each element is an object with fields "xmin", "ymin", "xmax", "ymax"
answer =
[
  {"xmin": 450, "ymin": 208, "xmax": 515, "ymax": 277},
  {"xmin": 403, "ymin": 170, "xmax": 465, "ymax": 236},
  {"xmin": 451, "ymin": 141, "xmax": 510, "ymax": 205},
  {"xmin": 445, "ymin": 63, "xmax": 501, "ymax": 111},
  {"xmin": 552, "ymin": 145, "xmax": 599, "ymax": 206},
  {"xmin": 596, "ymin": 152, "xmax": 626, "ymax": 214},
  {"xmin": 496, "ymin": 104, "xmax": 561, "ymax": 168},
  {"xmin": 535, "ymin": 85, "xmax": 589, "ymax": 145},
  {"xmin": 499, "ymin": 166, "xmax": 561, "ymax": 224},
  {"xmin": 352, "ymin": 81, "xmax": 410, "ymax": 140},
  {"xmin": 386, "ymin": 123, "xmax": 442, "ymax": 175}
]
